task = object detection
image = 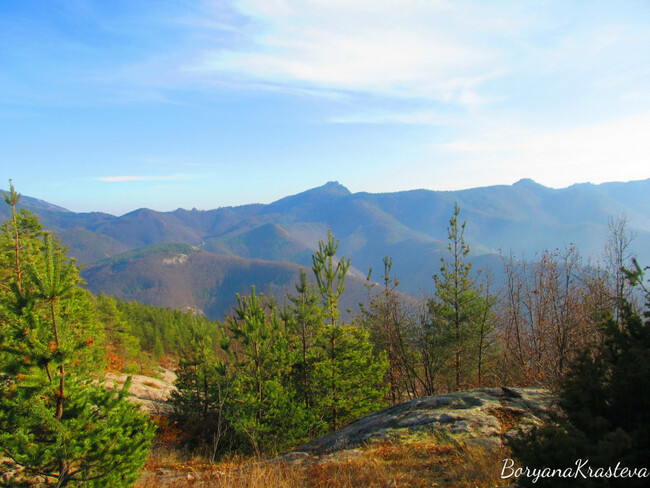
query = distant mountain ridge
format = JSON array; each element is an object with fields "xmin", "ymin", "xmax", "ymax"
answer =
[{"xmin": 2, "ymin": 178, "xmax": 649, "ymax": 319}]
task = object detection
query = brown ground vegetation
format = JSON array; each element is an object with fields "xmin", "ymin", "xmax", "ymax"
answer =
[{"xmin": 136, "ymin": 431, "xmax": 510, "ymax": 488}]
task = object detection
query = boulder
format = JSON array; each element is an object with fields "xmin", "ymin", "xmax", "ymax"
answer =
[{"xmin": 294, "ymin": 387, "xmax": 553, "ymax": 455}]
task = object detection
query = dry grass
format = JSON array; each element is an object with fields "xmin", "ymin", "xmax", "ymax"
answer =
[
  {"xmin": 136, "ymin": 432, "xmax": 511, "ymax": 488},
  {"xmin": 487, "ymin": 407, "xmax": 526, "ymax": 434}
]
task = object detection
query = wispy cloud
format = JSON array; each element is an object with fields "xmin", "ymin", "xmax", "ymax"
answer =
[
  {"xmin": 329, "ymin": 110, "xmax": 458, "ymax": 126},
  {"xmin": 98, "ymin": 175, "xmax": 187, "ymax": 182},
  {"xmin": 187, "ymin": 0, "xmax": 507, "ymax": 105}
]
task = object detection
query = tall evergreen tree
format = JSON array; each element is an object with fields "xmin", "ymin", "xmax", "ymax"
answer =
[
  {"xmin": 0, "ymin": 184, "xmax": 154, "ymax": 487},
  {"xmin": 309, "ymin": 231, "xmax": 387, "ymax": 430},
  {"xmin": 287, "ymin": 269, "xmax": 323, "ymax": 412},
  {"xmin": 312, "ymin": 229, "xmax": 350, "ymax": 327},
  {"xmin": 313, "ymin": 324, "xmax": 388, "ymax": 430},
  {"xmin": 171, "ymin": 319, "xmax": 234, "ymax": 460},
  {"xmin": 430, "ymin": 203, "xmax": 492, "ymax": 391},
  {"xmin": 224, "ymin": 287, "xmax": 308, "ymax": 453},
  {"xmin": 311, "ymin": 230, "xmax": 349, "ymax": 429}
]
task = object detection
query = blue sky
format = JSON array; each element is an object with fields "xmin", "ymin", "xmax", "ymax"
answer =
[{"xmin": 1, "ymin": 0, "xmax": 649, "ymax": 215}]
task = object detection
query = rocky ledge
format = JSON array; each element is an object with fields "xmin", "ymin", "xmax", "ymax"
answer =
[{"xmin": 294, "ymin": 387, "xmax": 553, "ymax": 456}]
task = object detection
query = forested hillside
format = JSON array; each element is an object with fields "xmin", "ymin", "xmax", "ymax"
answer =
[{"xmin": 2, "ymin": 179, "xmax": 649, "ymax": 319}]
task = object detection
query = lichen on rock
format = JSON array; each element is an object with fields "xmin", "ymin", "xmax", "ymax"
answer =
[{"xmin": 294, "ymin": 387, "xmax": 554, "ymax": 456}]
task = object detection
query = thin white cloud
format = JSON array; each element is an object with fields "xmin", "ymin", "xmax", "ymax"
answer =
[
  {"xmin": 329, "ymin": 110, "xmax": 460, "ymax": 126},
  {"xmin": 186, "ymin": 0, "xmax": 510, "ymax": 104},
  {"xmin": 98, "ymin": 175, "xmax": 186, "ymax": 182}
]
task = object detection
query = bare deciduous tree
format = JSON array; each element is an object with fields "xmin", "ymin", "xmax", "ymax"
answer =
[
  {"xmin": 497, "ymin": 246, "xmax": 598, "ymax": 387},
  {"xmin": 604, "ymin": 215, "xmax": 637, "ymax": 321}
]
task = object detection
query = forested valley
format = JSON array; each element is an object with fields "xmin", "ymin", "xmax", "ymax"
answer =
[{"xmin": 2, "ymin": 181, "xmax": 649, "ymax": 487}]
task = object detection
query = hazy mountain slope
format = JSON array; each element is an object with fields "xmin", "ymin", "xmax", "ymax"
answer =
[
  {"xmin": 597, "ymin": 179, "xmax": 650, "ymax": 220},
  {"xmin": 0, "ymin": 192, "xmax": 71, "ymax": 217},
  {"xmin": 361, "ymin": 178, "xmax": 650, "ymax": 259},
  {"xmin": 169, "ymin": 204, "xmax": 266, "ymax": 237},
  {"xmin": 89, "ymin": 208, "xmax": 203, "ymax": 248},
  {"xmin": 82, "ymin": 245, "xmax": 370, "ymax": 320},
  {"xmin": 203, "ymin": 222, "xmax": 315, "ymax": 266},
  {"xmin": 59, "ymin": 227, "xmax": 130, "ymax": 264},
  {"xmin": 263, "ymin": 180, "xmax": 352, "ymax": 219}
]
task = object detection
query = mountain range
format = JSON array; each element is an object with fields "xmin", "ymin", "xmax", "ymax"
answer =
[{"xmin": 2, "ymin": 178, "xmax": 649, "ymax": 320}]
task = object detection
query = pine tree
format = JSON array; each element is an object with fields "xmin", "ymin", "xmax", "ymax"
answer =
[
  {"xmin": 430, "ymin": 203, "xmax": 492, "ymax": 391},
  {"xmin": 309, "ymin": 231, "xmax": 388, "ymax": 430},
  {"xmin": 311, "ymin": 229, "xmax": 350, "ymax": 327},
  {"xmin": 171, "ymin": 319, "xmax": 234, "ymax": 460},
  {"xmin": 224, "ymin": 287, "xmax": 307, "ymax": 453},
  {"xmin": 286, "ymin": 269, "xmax": 323, "ymax": 414},
  {"xmin": 1, "ymin": 376, "xmax": 155, "ymax": 487},
  {"xmin": 0, "ymin": 183, "xmax": 155, "ymax": 486},
  {"xmin": 313, "ymin": 324, "xmax": 388, "ymax": 430}
]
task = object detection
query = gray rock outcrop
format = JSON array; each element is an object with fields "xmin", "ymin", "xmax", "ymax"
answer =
[{"xmin": 295, "ymin": 387, "xmax": 553, "ymax": 455}]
